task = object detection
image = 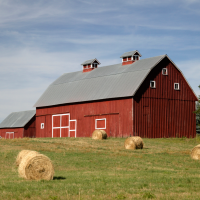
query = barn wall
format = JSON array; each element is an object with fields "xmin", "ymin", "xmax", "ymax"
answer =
[
  {"xmin": 133, "ymin": 97, "xmax": 196, "ymax": 138},
  {"xmin": 0, "ymin": 128, "xmax": 24, "ymax": 139},
  {"xmin": 133, "ymin": 57, "xmax": 197, "ymax": 138},
  {"xmin": 36, "ymin": 98, "xmax": 133, "ymax": 138},
  {"xmin": 24, "ymin": 116, "xmax": 36, "ymax": 138}
]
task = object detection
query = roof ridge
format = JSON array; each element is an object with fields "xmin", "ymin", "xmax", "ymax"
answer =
[{"xmin": 53, "ymin": 55, "xmax": 165, "ymax": 86}]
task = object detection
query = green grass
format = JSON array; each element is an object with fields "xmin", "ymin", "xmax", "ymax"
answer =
[{"xmin": 1, "ymin": 136, "xmax": 200, "ymax": 199}]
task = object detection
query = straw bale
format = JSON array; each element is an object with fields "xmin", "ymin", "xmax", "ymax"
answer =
[
  {"xmin": 18, "ymin": 151, "xmax": 54, "ymax": 180},
  {"xmin": 191, "ymin": 144, "xmax": 200, "ymax": 160},
  {"xmin": 124, "ymin": 136, "xmax": 144, "ymax": 150},
  {"xmin": 92, "ymin": 130, "xmax": 107, "ymax": 140},
  {"xmin": 16, "ymin": 150, "xmax": 39, "ymax": 166},
  {"xmin": 132, "ymin": 136, "xmax": 144, "ymax": 149},
  {"xmin": 124, "ymin": 137, "xmax": 136, "ymax": 150}
]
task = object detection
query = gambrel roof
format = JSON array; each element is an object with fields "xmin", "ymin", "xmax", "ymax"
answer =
[
  {"xmin": 34, "ymin": 55, "xmax": 197, "ymax": 108},
  {"xmin": 0, "ymin": 110, "xmax": 35, "ymax": 128}
]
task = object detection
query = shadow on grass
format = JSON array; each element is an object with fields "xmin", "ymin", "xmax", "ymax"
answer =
[{"xmin": 53, "ymin": 176, "xmax": 66, "ymax": 180}]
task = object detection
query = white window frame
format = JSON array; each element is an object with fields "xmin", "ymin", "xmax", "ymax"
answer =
[
  {"xmin": 95, "ymin": 118, "xmax": 106, "ymax": 129},
  {"xmin": 174, "ymin": 83, "xmax": 180, "ymax": 90},
  {"xmin": 162, "ymin": 68, "xmax": 168, "ymax": 75},
  {"xmin": 5, "ymin": 132, "xmax": 14, "ymax": 139},
  {"xmin": 150, "ymin": 81, "xmax": 156, "ymax": 88},
  {"xmin": 41, "ymin": 123, "xmax": 44, "ymax": 129},
  {"xmin": 69, "ymin": 120, "xmax": 77, "ymax": 138}
]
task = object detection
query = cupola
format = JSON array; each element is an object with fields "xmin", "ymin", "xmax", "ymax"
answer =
[
  {"xmin": 120, "ymin": 50, "xmax": 142, "ymax": 65},
  {"xmin": 81, "ymin": 58, "xmax": 101, "ymax": 73}
]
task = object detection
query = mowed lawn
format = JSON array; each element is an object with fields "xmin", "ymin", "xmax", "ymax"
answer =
[{"xmin": 1, "ymin": 137, "xmax": 200, "ymax": 200}]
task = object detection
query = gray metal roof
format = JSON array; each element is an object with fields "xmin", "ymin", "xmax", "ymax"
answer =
[
  {"xmin": 81, "ymin": 58, "xmax": 100, "ymax": 65},
  {"xmin": 120, "ymin": 50, "xmax": 142, "ymax": 58},
  {"xmin": 34, "ymin": 55, "xmax": 168, "ymax": 107},
  {"xmin": 0, "ymin": 110, "xmax": 36, "ymax": 128}
]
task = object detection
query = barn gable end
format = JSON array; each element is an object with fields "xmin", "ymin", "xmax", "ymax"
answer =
[{"xmin": 133, "ymin": 56, "xmax": 197, "ymax": 138}]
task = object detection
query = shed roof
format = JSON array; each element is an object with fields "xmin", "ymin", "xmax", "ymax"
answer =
[
  {"xmin": 120, "ymin": 50, "xmax": 142, "ymax": 58},
  {"xmin": 0, "ymin": 110, "xmax": 36, "ymax": 128}
]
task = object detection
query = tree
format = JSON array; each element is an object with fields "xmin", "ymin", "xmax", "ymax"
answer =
[{"xmin": 195, "ymin": 85, "xmax": 200, "ymax": 134}]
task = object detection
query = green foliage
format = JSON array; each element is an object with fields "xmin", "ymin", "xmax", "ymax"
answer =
[
  {"xmin": 195, "ymin": 85, "xmax": 200, "ymax": 134},
  {"xmin": 142, "ymin": 192, "xmax": 156, "ymax": 199}
]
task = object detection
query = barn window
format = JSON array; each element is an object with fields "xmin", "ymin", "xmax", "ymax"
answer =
[
  {"xmin": 174, "ymin": 83, "xmax": 180, "ymax": 90},
  {"xmin": 150, "ymin": 81, "xmax": 156, "ymax": 88},
  {"xmin": 93, "ymin": 63, "xmax": 98, "ymax": 68},
  {"xmin": 133, "ymin": 55, "xmax": 139, "ymax": 61},
  {"xmin": 95, "ymin": 118, "xmax": 106, "ymax": 129},
  {"xmin": 162, "ymin": 68, "xmax": 168, "ymax": 75},
  {"xmin": 41, "ymin": 123, "xmax": 44, "ymax": 129}
]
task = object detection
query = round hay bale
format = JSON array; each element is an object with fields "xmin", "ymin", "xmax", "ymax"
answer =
[
  {"xmin": 124, "ymin": 137, "xmax": 136, "ymax": 150},
  {"xmin": 132, "ymin": 136, "xmax": 144, "ymax": 149},
  {"xmin": 18, "ymin": 151, "xmax": 54, "ymax": 180},
  {"xmin": 124, "ymin": 136, "xmax": 144, "ymax": 150},
  {"xmin": 191, "ymin": 144, "xmax": 200, "ymax": 160},
  {"xmin": 16, "ymin": 150, "xmax": 39, "ymax": 166},
  {"xmin": 92, "ymin": 130, "xmax": 107, "ymax": 140}
]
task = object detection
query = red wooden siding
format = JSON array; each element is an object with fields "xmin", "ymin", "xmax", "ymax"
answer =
[
  {"xmin": 122, "ymin": 60, "xmax": 134, "ymax": 65},
  {"xmin": 0, "ymin": 128, "xmax": 24, "ymax": 138},
  {"xmin": 24, "ymin": 116, "xmax": 36, "ymax": 138},
  {"xmin": 133, "ymin": 97, "xmax": 196, "ymax": 138},
  {"xmin": 0, "ymin": 116, "xmax": 36, "ymax": 139},
  {"xmin": 133, "ymin": 57, "xmax": 196, "ymax": 138},
  {"xmin": 135, "ymin": 57, "xmax": 197, "ymax": 101},
  {"xmin": 36, "ymin": 98, "xmax": 133, "ymax": 138}
]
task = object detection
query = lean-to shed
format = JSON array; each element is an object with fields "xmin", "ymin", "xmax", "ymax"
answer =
[
  {"xmin": 0, "ymin": 110, "xmax": 36, "ymax": 139},
  {"xmin": 34, "ymin": 51, "xmax": 198, "ymax": 138}
]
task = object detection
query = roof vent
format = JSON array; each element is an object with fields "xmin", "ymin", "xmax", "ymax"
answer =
[
  {"xmin": 81, "ymin": 58, "xmax": 101, "ymax": 73},
  {"xmin": 120, "ymin": 50, "xmax": 142, "ymax": 66}
]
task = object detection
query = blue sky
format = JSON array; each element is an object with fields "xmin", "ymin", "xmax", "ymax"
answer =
[{"xmin": 0, "ymin": 0, "xmax": 200, "ymax": 122}]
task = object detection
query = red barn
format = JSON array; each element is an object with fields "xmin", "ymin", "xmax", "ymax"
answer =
[
  {"xmin": 0, "ymin": 110, "xmax": 36, "ymax": 139},
  {"xmin": 34, "ymin": 51, "xmax": 198, "ymax": 138}
]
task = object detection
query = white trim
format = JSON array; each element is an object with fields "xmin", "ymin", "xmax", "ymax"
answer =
[
  {"xmin": 162, "ymin": 68, "xmax": 168, "ymax": 75},
  {"xmin": 52, "ymin": 113, "xmax": 70, "ymax": 138},
  {"xmin": 174, "ymin": 83, "xmax": 180, "ymax": 90},
  {"xmin": 5, "ymin": 132, "xmax": 14, "ymax": 139},
  {"xmin": 41, "ymin": 123, "xmax": 44, "ymax": 129},
  {"xmin": 69, "ymin": 120, "xmax": 77, "ymax": 138},
  {"xmin": 95, "ymin": 118, "xmax": 106, "ymax": 129},
  {"xmin": 150, "ymin": 81, "xmax": 156, "ymax": 88}
]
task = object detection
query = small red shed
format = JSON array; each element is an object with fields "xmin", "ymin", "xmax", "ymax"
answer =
[
  {"xmin": 0, "ymin": 110, "xmax": 36, "ymax": 139},
  {"xmin": 34, "ymin": 51, "xmax": 198, "ymax": 138}
]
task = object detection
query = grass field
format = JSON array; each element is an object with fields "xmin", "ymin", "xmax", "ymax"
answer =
[{"xmin": 1, "ymin": 136, "xmax": 200, "ymax": 200}]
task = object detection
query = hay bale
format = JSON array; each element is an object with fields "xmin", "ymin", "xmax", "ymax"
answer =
[
  {"xmin": 124, "ymin": 136, "xmax": 144, "ymax": 150},
  {"xmin": 16, "ymin": 150, "xmax": 39, "ymax": 166},
  {"xmin": 124, "ymin": 137, "xmax": 136, "ymax": 150},
  {"xmin": 18, "ymin": 151, "xmax": 54, "ymax": 180},
  {"xmin": 92, "ymin": 130, "xmax": 107, "ymax": 140},
  {"xmin": 191, "ymin": 144, "xmax": 200, "ymax": 160}
]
